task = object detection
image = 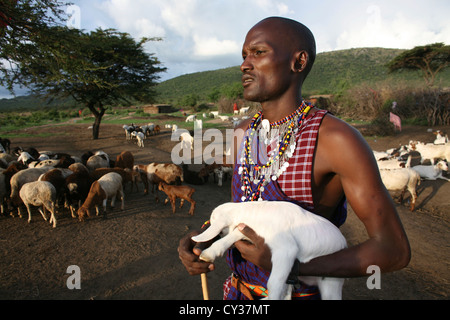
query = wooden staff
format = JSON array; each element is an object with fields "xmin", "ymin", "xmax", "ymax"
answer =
[{"xmin": 201, "ymin": 273, "xmax": 210, "ymax": 300}]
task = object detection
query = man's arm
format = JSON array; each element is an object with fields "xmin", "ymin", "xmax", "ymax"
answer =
[{"xmin": 236, "ymin": 115, "xmax": 411, "ymax": 278}]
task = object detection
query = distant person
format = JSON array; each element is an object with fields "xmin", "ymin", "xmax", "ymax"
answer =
[{"xmin": 178, "ymin": 17, "xmax": 410, "ymax": 300}]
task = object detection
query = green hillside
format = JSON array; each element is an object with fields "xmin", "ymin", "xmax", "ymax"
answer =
[
  {"xmin": 1, "ymin": 47, "xmax": 449, "ymax": 111},
  {"xmin": 155, "ymin": 47, "xmax": 449, "ymax": 103}
]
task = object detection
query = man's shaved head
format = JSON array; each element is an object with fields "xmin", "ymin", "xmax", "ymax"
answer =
[{"xmin": 249, "ymin": 17, "xmax": 316, "ymax": 78}]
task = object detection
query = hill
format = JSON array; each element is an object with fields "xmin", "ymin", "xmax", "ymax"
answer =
[
  {"xmin": 1, "ymin": 47, "xmax": 449, "ymax": 110},
  {"xmin": 155, "ymin": 47, "xmax": 449, "ymax": 103}
]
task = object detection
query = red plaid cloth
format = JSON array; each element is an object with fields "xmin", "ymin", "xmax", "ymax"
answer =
[{"xmin": 276, "ymin": 110, "xmax": 326, "ymax": 210}]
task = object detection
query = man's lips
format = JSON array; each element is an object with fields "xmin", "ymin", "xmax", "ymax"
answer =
[{"xmin": 242, "ymin": 75, "xmax": 254, "ymax": 87}]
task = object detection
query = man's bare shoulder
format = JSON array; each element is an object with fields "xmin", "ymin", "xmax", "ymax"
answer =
[{"xmin": 319, "ymin": 112, "xmax": 367, "ymax": 146}]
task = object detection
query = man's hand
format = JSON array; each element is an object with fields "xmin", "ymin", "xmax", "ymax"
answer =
[
  {"xmin": 234, "ymin": 223, "xmax": 273, "ymax": 271},
  {"xmin": 178, "ymin": 230, "xmax": 215, "ymax": 276}
]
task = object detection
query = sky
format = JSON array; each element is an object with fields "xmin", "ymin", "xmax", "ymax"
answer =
[{"xmin": 1, "ymin": 0, "xmax": 449, "ymax": 99}]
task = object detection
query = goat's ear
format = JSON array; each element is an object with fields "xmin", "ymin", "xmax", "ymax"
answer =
[{"xmin": 191, "ymin": 224, "xmax": 222, "ymax": 243}]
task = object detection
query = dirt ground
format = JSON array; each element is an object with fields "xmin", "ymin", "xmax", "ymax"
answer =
[{"xmin": 0, "ymin": 118, "xmax": 448, "ymax": 300}]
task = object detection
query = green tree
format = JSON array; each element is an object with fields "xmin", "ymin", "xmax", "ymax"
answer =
[
  {"xmin": 0, "ymin": 0, "xmax": 68, "ymax": 92},
  {"xmin": 4, "ymin": 26, "xmax": 166, "ymax": 139},
  {"xmin": 387, "ymin": 43, "xmax": 450, "ymax": 87}
]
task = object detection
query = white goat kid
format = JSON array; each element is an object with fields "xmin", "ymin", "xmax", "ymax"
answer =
[
  {"xmin": 192, "ymin": 201, "xmax": 347, "ymax": 300},
  {"xmin": 412, "ymin": 160, "xmax": 450, "ymax": 181}
]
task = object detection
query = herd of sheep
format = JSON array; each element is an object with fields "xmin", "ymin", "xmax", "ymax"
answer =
[{"xmin": 0, "ymin": 143, "xmax": 208, "ymax": 229}]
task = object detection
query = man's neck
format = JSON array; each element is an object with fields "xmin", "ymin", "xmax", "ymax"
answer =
[{"xmin": 260, "ymin": 96, "xmax": 303, "ymax": 123}]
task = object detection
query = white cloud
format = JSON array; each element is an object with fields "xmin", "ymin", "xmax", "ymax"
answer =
[{"xmin": 193, "ymin": 36, "xmax": 240, "ymax": 58}]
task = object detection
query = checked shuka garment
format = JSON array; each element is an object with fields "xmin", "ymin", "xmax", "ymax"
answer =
[{"xmin": 224, "ymin": 109, "xmax": 347, "ymax": 300}]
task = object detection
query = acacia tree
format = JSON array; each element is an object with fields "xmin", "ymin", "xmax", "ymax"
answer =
[
  {"xmin": 387, "ymin": 43, "xmax": 450, "ymax": 87},
  {"xmin": 15, "ymin": 27, "xmax": 166, "ymax": 139},
  {"xmin": 0, "ymin": 0, "xmax": 69, "ymax": 92}
]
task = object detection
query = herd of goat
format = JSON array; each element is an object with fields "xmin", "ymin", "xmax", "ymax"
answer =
[
  {"xmin": 0, "ymin": 124, "xmax": 448, "ymax": 229},
  {"xmin": 375, "ymin": 130, "xmax": 449, "ymax": 211}
]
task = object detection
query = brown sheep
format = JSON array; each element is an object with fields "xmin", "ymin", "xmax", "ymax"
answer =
[
  {"xmin": 90, "ymin": 167, "xmax": 140, "ymax": 192},
  {"xmin": 115, "ymin": 151, "xmax": 134, "ymax": 170},
  {"xmin": 77, "ymin": 172, "xmax": 124, "ymax": 221}
]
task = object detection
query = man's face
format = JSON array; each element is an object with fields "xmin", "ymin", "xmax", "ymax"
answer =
[{"xmin": 240, "ymin": 24, "xmax": 293, "ymax": 103}]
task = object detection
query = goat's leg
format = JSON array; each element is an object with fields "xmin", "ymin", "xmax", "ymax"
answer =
[
  {"xmin": 119, "ymin": 188, "xmax": 124, "ymax": 210},
  {"xmin": 266, "ymin": 247, "xmax": 297, "ymax": 300},
  {"xmin": 188, "ymin": 200, "xmax": 196, "ymax": 216},
  {"xmin": 179, "ymin": 198, "xmax": 185, "ymax": 209},
  {"xmin": 199, "ymin": 228, "xmax": 245, "ymax": 263},
  {"xmin": 170, "ymin": 198, "xmax": 176, "ymax": 214},
  {"xmin": 316, "ymin": 277, "xmax": 344, "ymax": 300}
]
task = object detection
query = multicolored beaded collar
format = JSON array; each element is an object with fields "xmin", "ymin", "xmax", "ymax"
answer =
[{"xmin": 238, "ymin": 101, "xmax": 312, "ymax": 202}]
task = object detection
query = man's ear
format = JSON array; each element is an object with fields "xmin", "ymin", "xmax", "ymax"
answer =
[{"xmin": 292, "ymin": 50, "xmax": 308, "ymax": 73}]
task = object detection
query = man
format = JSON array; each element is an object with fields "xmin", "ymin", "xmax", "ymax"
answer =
[{"xmin": 178, "ymin": 17, "xmax": 410, "ymax": 300}]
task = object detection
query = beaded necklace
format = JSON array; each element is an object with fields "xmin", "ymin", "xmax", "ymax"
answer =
[{"xmin": 238, "ymin": 101, "xmax": 312, "ymax": 202}]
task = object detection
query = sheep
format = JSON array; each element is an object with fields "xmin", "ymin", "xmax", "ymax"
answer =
[
  {"xmin": 86, "ymin": 154, "xmax": 110, "ymax": 171},
  {"xmin": 158, "ymin": 182, "xmax": 196, "ymax": 215},
  {"xmin": 65, "ymin": 169, "xmax": 94, "ymax": 218},
  {"xmin": 115, "ymin": 151, "xmax": 134, "ymax": 170},
  {"xmin": 9, "ymin": 167, "xmax": 54, "ymax": 213},
  {"xmin": 191, "ymin": 201, "xmax": 347, "ymax": 300},
  {"xmin": 77, "ymin": 172, "xmax": 124, "ymax": 221},
  {"xmin": 0, "ymin": 153, "xmax": 15, "ymax": 167},
  {"xmin": 90, "ymin": 167, "xmax": 141, "ymax": 192},
  {"xmin": 131, "ymin": 131, "xmax": 145, "ymax": 148},
  {"xmin": 134, "ymin": 163, "xmax": 183, "ymax": 200},
  {"xmin": 19, "ymin": 181, "xmax": 57, "ymax": 228},
  {"xmin": 409, "ymin": 140, "xmax": 450, "ymax": 164},
  {"xmin": 379, "ymin": 168, "xmax": 421, "ymax": 211},
  {"xmin": 145, "ymin": 162, "xmax": 183, "ymax": 187},
  {"xmin": 38, "ymin": 168, "xmax": 73, "ymax": 210},
  {"xmin": 412, "ymin": 160, "xmax": 450, "ymax": 181},
  {"xmin": 33, "ymin": 156, "xmax": 75, "ymax": 169},
  {"xmin": 172, "ymin": 124, "xmax": 178, "ymax": 133}
]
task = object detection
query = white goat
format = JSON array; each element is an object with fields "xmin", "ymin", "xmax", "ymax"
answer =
[
  {"xmin": 185, "ymin": 115, "xmax": 196, "ymax": 122},
  {"xmin": 377, "ymin": 155, "xmax": 411, "ymax": 170},
  {"xmin": 409, "ymin": 141, "xmax": 450, "ymax": 164},
  {"xmin": 412, "ymin": 160, "xmax": 449, "ymax": 181},
  {"xmin": 192, "ymin": 201, "xmax": 347, "ymax": 300},
  {"xmin": 379, "ymin": 168, "xmax": 421, "ymax": 211},
  {"xmin": 19, "ymin": 181, "xmax": 57, "ymax": 228},
  {"xmin": 131, "ymin": 131, "xmax": 145, "ymax": 148},
  {"xmin": 180, "ymin": 132, "xmax": 194, "ymax": 151},
  {"xmin": 433, "ymin": 131, "xmax": 448, "ymax": 145}
]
